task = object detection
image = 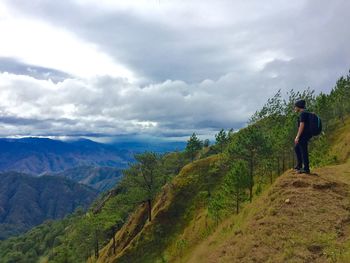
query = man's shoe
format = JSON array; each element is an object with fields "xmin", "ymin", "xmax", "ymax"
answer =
[
  {"xmin": 294, "ymin": 165, "xmax": 301, "ymax": 172},
  {"xmin": 297, "ymin": 169, "xmax": 310, "ymax": 174}
]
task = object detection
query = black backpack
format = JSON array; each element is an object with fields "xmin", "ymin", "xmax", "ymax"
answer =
[{"xmin": 308, "ymin": 112, "xmax": 322, "ymax": 136}]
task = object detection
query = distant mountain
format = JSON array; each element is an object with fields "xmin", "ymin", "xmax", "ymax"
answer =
[
  {"xmin": 0, "ymin": 137, "xmax": 187, "ymax": 176},
  {"xmin": 51, "ymin": 166, "xmax": 123, "ymax": 192},
  {"xmin": 0, "ymin": 172, "xmax": 98, "ymax": 240},
  {"xmin": 111, "ymin": 138, "xmax": 187, "ymax": 153},
  {"xmin": 0, "ymin": 137, "xmax": 186, "ymax": 193},
  {"xmin": 0, "ymin": 138, "xmax": 133, "ymax": 175}
]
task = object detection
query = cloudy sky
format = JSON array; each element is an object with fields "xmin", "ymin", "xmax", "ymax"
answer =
[{"xmin": 0, "ymin": 0, "xmax": 349, "ymax": 141}]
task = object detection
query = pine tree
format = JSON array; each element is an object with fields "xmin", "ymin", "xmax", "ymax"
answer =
[
  {"xmin": 215, "ymin": 129, "xmax": 228, "ymax": 153},
  {"xmin": 203, "ymin": 139, "xmax": 210, "ymax": 148},
  {"xmin": 224, "ymin": 160, "xmax": 249, "ymax": 214},
  {"xmin": 123, "ymin": 152, "xmax": 162, "ymax": 222},
  {"xmin": 227, "ymin": 125, "xmax": 269, "ymax": 202},
  {"xmin": 185, "ymin": 133, "xmax": 203, "ymax": 162}
]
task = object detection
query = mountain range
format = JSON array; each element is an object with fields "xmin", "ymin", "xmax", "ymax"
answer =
[
  {"xmin": 0, "ymin": 172, "xmax": 97, "ymax": 240},
  {"xmin": 50, "ymin": 166, "xmax": 123, "ymax": 192},
  {"xmin": 0, "ymin": 138, "xmax": 132, "ymax": 175},
  {"xmin": 0, "ymin": 137, "xmax": 186, "ymax": 240},
  {"xmin": 0, "ymin": 137, "xmax": 186, "ymax": 176}
]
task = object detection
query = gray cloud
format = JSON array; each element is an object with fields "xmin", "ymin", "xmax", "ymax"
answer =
[
  {"xmin": 0, "ymin": 2, "xmax": 327, "ymax": 81},
  {"xmin": 4, "ymin": 0, "xmax": 350, "ymax": 84},
  {"xmin": 0, "ymin": 72, "xmax": 264, "ymax": 138},
  {"xmin": 0, "ymin": 57, "xmax": 71, "ymax": 82},
  {"xmin": 1, "ymin": 0, "xmax": 350, "ymax": 139}
]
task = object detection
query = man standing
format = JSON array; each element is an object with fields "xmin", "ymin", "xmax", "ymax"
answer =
[{"xmin": 294, "ymin": 99, "xmax": 311, "ymax": 174}]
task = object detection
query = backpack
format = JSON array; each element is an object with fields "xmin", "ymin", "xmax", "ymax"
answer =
[{"xmin": 308, "ymin": 112, "xmax": 322, "ymax": 136}]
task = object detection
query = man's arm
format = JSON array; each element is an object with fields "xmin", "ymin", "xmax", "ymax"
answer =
[{"xmin": 295, "ymin": 122, "xmax": 305, "ymax": 144}]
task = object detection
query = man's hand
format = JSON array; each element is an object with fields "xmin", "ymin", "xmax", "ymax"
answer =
[
  {"xmin": 294, "ymin": 136, "xmax": 299, "ymax": 145},
  {"xmin": 295, "ymin": 121, "xmax": 304, "ymax": 145}
]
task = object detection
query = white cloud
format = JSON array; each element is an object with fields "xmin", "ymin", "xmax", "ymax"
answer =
[
  {"xmin": 0, "ymin": 70, "xmax": 274, "ymax": 138},
  {"xmin": 0, "ymin": 7, "xmax": 134, "ymax": 80}
]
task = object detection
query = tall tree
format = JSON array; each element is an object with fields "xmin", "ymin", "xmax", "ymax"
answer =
[
  {"xmin": 226, "ymin": 125, "xmax": 269, "ymax": 202},
  {"xmin": 215, "ymin": 129, "xmax": 229, "ymax": 153},
  {"xmin": 223, "ymin": 160, "xmax": 249, "ymax": 214},
  {"xmin": 199, "ymin": 161, "xmax": 220, "ymax": 198},
  {"xmin": 330, "ymin": 75, "xmax": 350, "ymax": 124},
  {"xmin": 185, "ymin": 133, "xmax": 203, "ymax": 162},
  {"xmin": 123, "ymin": 152, "xmax": 162, "ymax": 222},
  {"xmin": 203, "ymin": 139, "xmax": 210, "ymax": 148}
]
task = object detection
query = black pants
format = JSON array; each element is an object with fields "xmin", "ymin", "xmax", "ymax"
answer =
[{"xmin": 294, "ymin": 135, "xmax": 311, "ymax": 171}]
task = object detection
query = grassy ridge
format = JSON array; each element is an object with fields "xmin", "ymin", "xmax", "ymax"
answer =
[
  {"xmin": 96, "ymin": 155, "xmax": 225, "ymax": 262},
  {"xmin": 95, "ymin": 115, "xmax": 350, "ymax": 262},
  {"xmin": 187, "ymin": 160, "xmax": 350, "ymax": 263}
]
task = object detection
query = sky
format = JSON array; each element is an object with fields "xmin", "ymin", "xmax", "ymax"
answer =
[{"xmin": 0, "ymin": 0, "xmax": 349, "ymax": 142}]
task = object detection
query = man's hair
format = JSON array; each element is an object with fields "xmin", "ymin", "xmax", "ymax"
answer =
[{"xmin": 294, "ymin": 99, "xmax": 306, "ymax": 109}]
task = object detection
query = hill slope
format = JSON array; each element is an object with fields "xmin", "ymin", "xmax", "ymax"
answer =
[
  {"xmin": 95, "ymin": 155, "xmax": 225, "ymax": 263},
  {"xmin": 95, "ymin": 117, "xmax": 350, "ymax": 263},
  {"xmin": 0, "ymin": 172, "xmax": 98, "ymax": 239},
  {"xmin": 188, "ymin": 161, "xmax": 350, "ymax": 263},
  {"xmin": 95, "ymin": 160, "xmax": 350, "ymax": 263}
]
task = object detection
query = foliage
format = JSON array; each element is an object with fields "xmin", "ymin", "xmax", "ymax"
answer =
[
  {"xmin": 203, "ymin": 139, "xmax": 210, "ymax": 148},
  {"xmin": 215, "ymin": 129, "xmax": 229, "ymax": 153},
  {"xmin": 224, "ymin": 160, "xmax": 250, "ymax": 214},
  {"xmin": 122, "ymin": 152, "xmax": 164, "ymax": 222},
  {"xmin": 226, "ymin": 125, "xmax": 271, "ymax": 202},
  {"xmin": 185, "ymin": 133, "xmax": 203, "ymax": 162}
]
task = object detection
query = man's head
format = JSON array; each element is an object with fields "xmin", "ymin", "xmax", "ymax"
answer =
[{"xmin": 294, "ymin": 99, "xmax": 306, "ymax": 112}]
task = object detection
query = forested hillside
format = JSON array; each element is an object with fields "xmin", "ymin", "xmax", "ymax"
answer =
[
  {"xmin": 0, "ymin": 151, "xmax": 190, "ymax": 263},
  {"xmin": 0, "ymin": 71, "xmax": 349, "ymax": 263},
  {"xmin": 0, "ymin": 173, "xmax": 97, "ymax": 240},
  {"xmin": 49, "ymin": 166, "xmax": 123, "ymax": 192}
]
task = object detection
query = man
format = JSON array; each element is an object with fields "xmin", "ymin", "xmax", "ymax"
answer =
[{"xmin": 294, "ymin": 99, "xmax": 311, "ymax": 174}]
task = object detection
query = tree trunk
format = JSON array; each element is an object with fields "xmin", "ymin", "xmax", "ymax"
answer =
[
  {"xmin": 236, "ymin": 191, "xmax": 239, "ymax": 214},
  {"xmin": 147, "ymin": 199, "xmax": 152, "ymax": 222},
  {"xmin": 207, "ymin": 186, "xmax": 211, "ymax": 198},
  {"xmin": 249, "ymin": 157, "xmax": 253, "ymax": 203},
  {"xmin": 95, "ymin": 230, "xmax": 99, "ymax": 259},
  {"xmin": 270, "ymin": 170, "xmax": 273, "ymax": 185},
  {"xmin": 112, "ymin": 227, "xmax": 116, "ymax": 255},
  {"xmin": 112, "ymin": 235, "xmax": 116, "ymax": 254}
]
